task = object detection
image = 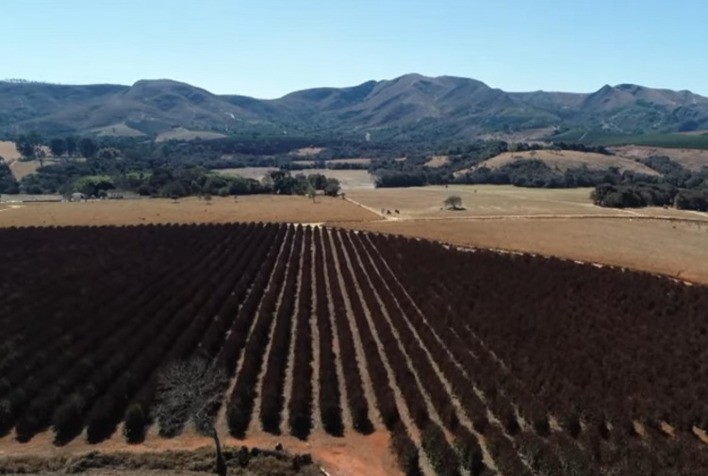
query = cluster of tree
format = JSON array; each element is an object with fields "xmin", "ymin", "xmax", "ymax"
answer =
[
  {"xmin": 0, "ymin": 160, "xmax": 18, "ymax": 193},
  {"xmin": 592, "ymin": 156, "xmax": 708, "ymax": 210},
  {"xmin": 16, "ymin": 133, "xmax": 101, "ymax": 161},
  {"xmin": 460, "ymin": 160, "xmax": 633, "ymax": 188},
  {"xmin": 268, "ymin": 170, "xmax": 340, "ymax": 197}
]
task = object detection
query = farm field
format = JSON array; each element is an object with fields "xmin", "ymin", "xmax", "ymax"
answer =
[
  {"xmin": 342, "ymin": 185, "xmax": 708, "ymax": 284},
  {"xmin": 0, "ymin": 195, "xmax": 377, "ymax": 227},
  {"xmin": 1, "ymin": 224, "xmax": 707, "ymax": 476},
  {"xmin": 345, "ymin": 184, "xmax": 705, "ymax": 220}
]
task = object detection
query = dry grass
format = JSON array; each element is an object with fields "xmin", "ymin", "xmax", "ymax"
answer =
[
  {"xmin": 346, "ymin": 185, "xmax": 618, "ymax": 219},
  {"xmin": 293, "ymin": 147, "xmax": 326, "ymax": 156},
  {"xmin": 346, "ymin": 185, "xmax": 705, "ymax": 220},
  {"xmin": 155, "ymin": 128, "xmax": 227, "ymax": 143},
  {"xmin": 91, "ymin": 123, "xmax": 146, "ymax": 138},
  {"xmin": 0, "ymin": 195, "xmax": 378, "ymax": 228},
  {"xmin": 458, "ymin": 149, "xmax": 659, "ymax": 176},
  {"xmin": 340, "ymin": 184, "xmax": 708, "ymax": 284},
  {"xmin": 0, "ymin": 141, "xmax": 20, "ymax": 161},
  {"xmin": 216, "ymin": 167, "xmax": 278, "ymax": 181},
  {"xmin": 612, "ymin": 145, "xmax": 708, "ymax": 171},
  {"xmin": 424, "ymin": 155, "xmax": 449, "ymax": 168},
  {"xmin": 337, "ymin": 217, "xmax": 708, "ymax": 285},
  {"xmin": 292, "ymin": 158, "xmax": 371, "ymax": 167}
]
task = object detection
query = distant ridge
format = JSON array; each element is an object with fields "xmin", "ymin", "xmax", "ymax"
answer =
[{"xmin": 2, "ymin": 74, "xmax": 708, "ymax": 140}]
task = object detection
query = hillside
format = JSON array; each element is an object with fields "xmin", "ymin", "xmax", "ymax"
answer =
[
  {"xmin": 466, "ymin": 150, "xmax": 661, "ymax": 176},
  {"xmin": 612, "ymin": 145, "xmax": 708, "ymax": 171},
  {"xmin": 2, "ymin": 76, "xmax": 708, "ymax": 141}
]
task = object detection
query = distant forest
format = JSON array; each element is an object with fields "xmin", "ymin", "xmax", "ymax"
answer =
[{"xmin": 1, "ymin": 134, "xmax": 706, "ymax": 211}]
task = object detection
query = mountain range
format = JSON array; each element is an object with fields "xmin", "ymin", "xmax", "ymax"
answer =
[{"xmin": 2, "ymin": 74, "xmax": 708, "ymax": 141}]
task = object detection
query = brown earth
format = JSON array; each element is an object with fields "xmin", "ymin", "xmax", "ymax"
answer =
[
  {"xmin": 0, "ymin": 141, "xmax": 21, "ymax": 161},
  {"xmin": 424, "ymin": 155, "xmax": 449, "ymax": 168},
  {"xmin": 0, "ymin": 195, "xmax": 378, "ymax": 227}
]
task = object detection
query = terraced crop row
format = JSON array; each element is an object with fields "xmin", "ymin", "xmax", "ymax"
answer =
[{"xmin": 1, "ymin": 224, "xmax": 707, "ymax": 476}]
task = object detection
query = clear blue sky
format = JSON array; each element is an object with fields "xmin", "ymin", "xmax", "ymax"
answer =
[{"xmin": 2, "ymin": 0, "xmax": 707, "ymax": 98}]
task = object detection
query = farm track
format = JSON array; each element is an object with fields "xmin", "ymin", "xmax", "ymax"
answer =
[{"xmin": 2, "ymin": 223, "xmax": 708, "ymax": 476}]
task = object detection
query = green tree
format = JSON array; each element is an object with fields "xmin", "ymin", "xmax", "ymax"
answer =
[
  {"xmin": 16, "ymin": 132, "xmax": 43, "ymax": 159},
  {"xmin": 49, "ymin": 138, "xmax": 67, "ymax": 157},
  {"xmin": 65, "ymin": 136, "xmax": 78, "ymax": 157},
  {"xmin": 324, "ymin": 178, "xmax": 341, "ymax": 196},
  {"xmin": 79, "ymin": 138, "xmax": 98, "ymax": 159},
  {"xmin": 444, "ymin": 195, "xmax": 463, "ymax": 210}
]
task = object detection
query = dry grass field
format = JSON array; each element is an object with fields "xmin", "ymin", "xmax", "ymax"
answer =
[
  {"xmin": 424, "ymin": 155, "xmax": 449, "ymax": 168},
  {"xmin": 458, "ymin": 149, "xmax": 660, "ymax": 176},
  {"xmin": 346, "ymin": 185, "xmax": 637, "ymax": 219},
  {"xmin": 342, "ymin": 185, "xmax": 708, "ymax": 284},
  {"xmin": 339, "ymin": 217, "xmax": 708, "ymax": 285},
  {"xmin": 155, "ymin": 127, "xmax": 227, "ymax": 142},
  {"xmin": 0, "ymin": 141, "xmax": 21, "ymax": 161},
  {"xmin": 91, "ymin": 123, "xmax": 146, "ymax": 137},
  {"xmin": 0, "ymin": 195, "xmax": 378, "ymax": 228}
]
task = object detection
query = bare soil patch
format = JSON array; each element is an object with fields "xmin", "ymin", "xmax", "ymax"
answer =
[
  {"xmin": 0, "ymin": 141, "xmax": 21, "ymax": 161},
  {"xmin": 0, "ymin": 195, "xmax": 378, "ymax": 228},
  {"xmin": 424, "ymin": 155, "xmax": 449, "ymax": 168},
  {"xmin": 293, "ymin": 147, "xmax": 326, "ymax": 157}
]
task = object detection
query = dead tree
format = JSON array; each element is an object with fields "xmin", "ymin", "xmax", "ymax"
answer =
[{"xmin": 155, "ymin": 358, "xmax": 228, "ymax": 476}]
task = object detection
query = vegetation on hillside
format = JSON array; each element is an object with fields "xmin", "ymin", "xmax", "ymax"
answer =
[{"xmin": 591, "ymin": 156, "xmax": 708, "ymax": 210}]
